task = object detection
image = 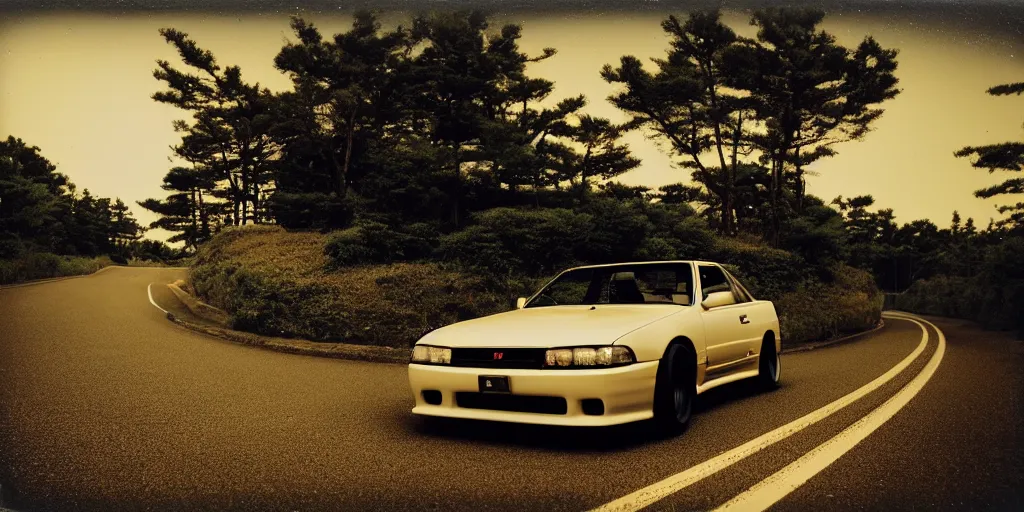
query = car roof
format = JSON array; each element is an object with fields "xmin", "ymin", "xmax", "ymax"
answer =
[{"xmin": 563, "ymin": 260, "xmax": 720, "ymax": 271}]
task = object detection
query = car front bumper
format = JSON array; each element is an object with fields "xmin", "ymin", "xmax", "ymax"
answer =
[{"xmin": 408, "ymin": 361, "xmax": 660, "ymax": 427}]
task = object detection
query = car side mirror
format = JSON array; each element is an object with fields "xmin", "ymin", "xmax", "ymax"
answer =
[
  {"xmin": 515, "ymin": 297, "xmax": 527, "ymax": 309},
  {"xmin": 701, "ymin": 291, "xmax": 736, "ymax": 310}
]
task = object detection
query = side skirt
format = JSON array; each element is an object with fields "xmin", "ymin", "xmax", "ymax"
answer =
[{"xmin": 696, "ymin": 366, "xmax": 760, "ymax": 395}]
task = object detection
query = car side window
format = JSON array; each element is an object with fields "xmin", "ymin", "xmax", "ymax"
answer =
[
  {"xmin": 698, "ymin": 264, "xmax": 735, "ymax": 302},
  {"xmin": 723, "ymin": 269, "xmax": 753, "ymax": 303}
]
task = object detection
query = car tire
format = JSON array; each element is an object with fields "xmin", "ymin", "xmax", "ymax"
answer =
[
  {"xmin": 758, "ymin": 336, "xmax": 781, "ymax": 389},
  {"xmin": 653, "ymin": 343, "xmax": 695, "ymax": 435}
]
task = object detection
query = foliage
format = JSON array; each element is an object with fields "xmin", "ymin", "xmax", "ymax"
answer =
[
  {"xmin": 602, "ymin": 8, "xmax": 900, "ymax": 242},
  {"xmin": 324, "ymin": 221, "xmax": 437, "ymax": 266},
  {"xmin": 191, "ymin": 225, "xmax": 505, "ymax": 346},
  {"xmin": 954, "ymin": 80, "xmax": 1023, "ymax": 231},
  {"xmin": 191, "ymin": 223, "xmax": 885, "ymax": 346},
  {"xmin": 0, "ymin": 135, "xmax": 164, "ymax": 265},
  {"xmin": 143, "ymin": 10, "xmax": 1023, "ymax": 346},
  {"xmin": 899, "ymin": 236, "xmax": 1024, "ymax": 337},
  {"xmin": 141, "ymin": 26, "xmax": 281, "ymax": 244},
  {"xmin": 711, "ymin": 238, "xmax": 807, "ymax": 300},
  {"xmin": 0, "ymin": 254, "xmax": 115, "ymax": 285},
  {"xmin": 774, "ymin": 265, "xmax": 883, "ymax": 343},
  {"xmin": 439, "ymin": 207, "xmax": 593, "ymax": 278}
]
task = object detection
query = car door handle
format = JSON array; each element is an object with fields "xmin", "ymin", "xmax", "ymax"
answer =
[{"xmin": 739, "ymin": 314, "xmax": 750, "ymax": 324}]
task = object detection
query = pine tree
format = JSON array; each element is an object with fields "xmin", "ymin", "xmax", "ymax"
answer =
[
  {"xmin": 565, "ymin": 114, "xmax": 641, "ymax": 197},
  {"xmin": 153, "ymin": 28, "xmax": 279, "ymax": 226},
  {"xmin": 138, "ymin": 166, "xmax": 220, "ymax": 252},
  {"xmin": 602, "ymin": 10, "xmax": 747, "ymax": 234},
  {"xmin": 725, "ymin": 8, "xmax": 900, "ymax": 242},
  {"xmin": 955, "ymin": 80, "xmax": 1024, "ymax": 231}
]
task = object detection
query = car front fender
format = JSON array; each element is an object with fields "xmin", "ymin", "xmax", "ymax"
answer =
[{"xmin": 613, "ymin": 307, "xmax": 707, "ymax": 365}]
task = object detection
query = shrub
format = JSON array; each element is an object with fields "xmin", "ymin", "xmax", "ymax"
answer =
[
  {"xmin": 575, "ymin": 197, "xmax": 654, "ymax": 263},
  {"xmin": 324, "ymin": 222, "xmax": 438, "ymax": 267},
  {"xmin": 651, "ymin": 213, "xmax": 717, "ymax": 260},
  {"xmin": 439, "ymin": 207, "xmax": 593, "ymax": 278},
  {"xmin": 0, "ymin": 235, "xmax": 25, "ymax": 259},
  {"xmin": 191, "ymin": 227, "xmax": 509, "ymax": 346},
  {"xmin": 899, "ymin": 237, "xmax": 1024, "ymax": 336},
  {"xmin": 190, "ymin": 211, "xmax": 885, "ymax": 348},
  {"xmin": 193, "ymin": 259, "xmax": 507, "ymax": 347},
  {"xmin": 323, "ymin": 228, "xmax": 369, "ymax": 266},
  {"xmin": 712, "ymin": 238, "xmax": 807, "ymax": 300},
  {"xmin": 0, "ymin": 253, "xmax": 114, "ymax": 284},
  {"xmin": 268, "ymin": 191, "xmax": 359, "ymax": 230},
  {"xmin": 775, "ymin": 265, "xmax": 883, "ymax": 344}
]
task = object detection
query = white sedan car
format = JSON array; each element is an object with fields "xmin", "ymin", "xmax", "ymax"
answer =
[{"xmin": 408, "ymin": 260, "xmax": 781, "ymax": 432}]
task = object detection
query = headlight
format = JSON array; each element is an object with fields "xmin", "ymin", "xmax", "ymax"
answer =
[
  {"xmin": 411, "ymin": 345, "xmax": 451, "ymax": 364},
  {"xmin": 543, "ymin": 346, "xmax": 635, "ymax": 369}
]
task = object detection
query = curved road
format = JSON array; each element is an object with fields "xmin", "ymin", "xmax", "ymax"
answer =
[{"xmin": 0, "ymin": 267, "xmax": 1021, "ymax": 511}]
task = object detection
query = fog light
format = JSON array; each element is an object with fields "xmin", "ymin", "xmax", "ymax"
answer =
[{"xmin": 581, "ymin": 399, "xmax": 605, "ymax": 416}]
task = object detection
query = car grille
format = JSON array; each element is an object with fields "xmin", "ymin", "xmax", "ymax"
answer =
[
  {"xmin": 455, "ymin": 392, "xmax": 568, "ymax": 415},
  {"xmin": 449, "ymin": 348, "xmax": 546, "ymax": 369}
]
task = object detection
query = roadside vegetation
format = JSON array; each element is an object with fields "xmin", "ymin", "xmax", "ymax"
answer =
[
  {"xmin": 0, "ymin": 137, "xmax": 180, "ymax": 284},
  {"xmin": 162, "ymin": 7, "xmax": 1021, "ymax": 343},
  {"xmin": 191, "ymin": 219, "xmax": 882, "ymax": 347},
  {"xmin": 896, "ymin": 82, "xmax": 1024, "ymax": 336},
  {"xmin": 0, "ymin": 254, "xmax": 114, "ymax": 285},
  {"xmin": 5, "ymin": 7, "xmax": 1019, "ymax": 341}
]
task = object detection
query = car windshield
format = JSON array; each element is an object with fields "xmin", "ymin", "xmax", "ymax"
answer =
[{"xmin": 525, "ymin": 263, "xmax": 695, "ymax": 308}]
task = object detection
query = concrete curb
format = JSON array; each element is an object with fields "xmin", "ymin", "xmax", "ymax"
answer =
[
  {"xmin": 166, "ymin": 280, "xmax": 231, "ymax": 327},
  {"xmin": 780, "ymin": 319, "xmax": 886, "ymax": 354},
  {"xmin": 165, "ymin": 312, "xmax": 410, "ymax": 364}
]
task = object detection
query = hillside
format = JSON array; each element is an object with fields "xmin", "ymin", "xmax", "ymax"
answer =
[{"xmin": 189, "ymin": 225, "xmax": 882, "ymax": 348}]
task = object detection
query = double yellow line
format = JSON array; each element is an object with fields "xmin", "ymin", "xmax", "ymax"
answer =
[{"xmin": 591, "ymin": 312, "xmax": 945, "ymax": 512}]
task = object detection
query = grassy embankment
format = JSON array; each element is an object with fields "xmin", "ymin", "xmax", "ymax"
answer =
[{"xmin": 189, "ymin": 225, "xmax": 882, "ymax": 348}]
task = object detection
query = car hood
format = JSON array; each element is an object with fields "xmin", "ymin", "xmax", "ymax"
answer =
[{"xmin": 418, "ymin": 305, "xmax": 686, "ymax": 348}]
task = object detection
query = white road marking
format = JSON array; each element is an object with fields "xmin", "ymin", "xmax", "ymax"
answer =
[
  {"xmin": 147, "ymin": 283, "xmax": 168, "ymax": 314},
  {"xmin": 714, "ymin": 314, "xmax": 944, "ymax": 511},
  {"xmin": 590, "ymin": 312, "xmax": 929, "ymax": 512}
]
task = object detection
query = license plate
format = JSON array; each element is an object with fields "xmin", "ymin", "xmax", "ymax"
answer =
[{"xmin": 478, "ymin": 375, "xmax": 510, "ymax": 394}]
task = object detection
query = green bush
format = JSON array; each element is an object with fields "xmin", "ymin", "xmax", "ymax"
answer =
[
  {"xmin": 575, "ymin": 198, "xmax": 654, "ymax": 263},
  {"xmin": 0, "ymin": 253, "xmax": 114, "ymax": 284},
  {"xmin": 712, "ymin": 238, "xmax": 808, "ymax": 300},
  {"xmin": 439, "ymin": 207, "xmax": 594, "ymax": 278},
  {"xmin": 190, "ymin": 209, "xmax": 885, "ymax": 348},
  {"xmin": 323, "ymin": 228, "xmax": 369, "ymax": 266},
  {"xmin": 192, "ymin": 259, "xmax": 508, "ymax": 346},
  {"xmin": 898, "ymin": 236, "xmax": 1024, "ymax": 336},
  {"xmin": 324, "ymin": 222, "xmax": 438, "ymax": 267},
  {"xmin": 191, "ymin": 226, "xmax": 507, "ymax": 346},
  {"xmin": 775, "ymin": 265, "xmax": 883, "ymax": 343},
  {"xmin": 268, "ymin": 191, "xmax": 359, "ymax": 230}
]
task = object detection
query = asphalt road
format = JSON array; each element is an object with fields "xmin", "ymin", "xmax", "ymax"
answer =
[{"xmin": 0, "ymin": 267, "xmax": 1021, "ymax": 511}]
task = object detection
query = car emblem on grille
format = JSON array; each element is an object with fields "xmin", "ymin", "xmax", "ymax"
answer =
[{"xmin": 493, "ymin": 352, "xmax": 504, "ymax": 360}]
